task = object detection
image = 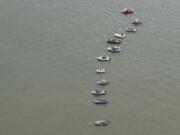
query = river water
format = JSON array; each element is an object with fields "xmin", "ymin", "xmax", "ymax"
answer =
[{"xmin": 0, "ymin": 0, "xmax": 180, "ymax": 135}]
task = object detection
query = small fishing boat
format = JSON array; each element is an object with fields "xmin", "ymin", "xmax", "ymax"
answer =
[
  {"xmin": 93, "ymin": 99, "xmax": 108, "ymax": 104},
  {"xmin": 132, "ymin": 19, "xmax": 142, "ymax": 25},
  {"xmin": 96, "ymin": 68, "xmax": 106, "ymax": 73},
  {"xmin": 106, "ymin": 39, "xmax": 121, "ymax": 44},
  {"xmin": 107, "ymin": 46, "xmax": 122, "ymax": 53},
  {"xmin": 96, "ymin": 79, "xmax": 109, "ymax": 85},
  {"xmin": 97, "ymin": 56, "xmax": 111, "ymax": 61},
  {"xmin": 92, "ymin": 89, "xmax": 106, "ymax": 96},
  {"xmin": 126, "ymin": 27, "xmax": 137, "ymax": 32},
  {"xmin": 114, "ymin": 33, "xmax": 126, "ymax": 38},
  {"xmin": 121, "ymin": 8, "xmax": 134, "ymax": 14},
  {"xmin": 94, "ymin": 120, "xmax": 109, "ymax": 126}
]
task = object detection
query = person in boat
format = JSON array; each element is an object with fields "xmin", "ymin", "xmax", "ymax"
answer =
[{"xmin": 112, "ymin": 46, "xmax": 116, "ymax": 50}]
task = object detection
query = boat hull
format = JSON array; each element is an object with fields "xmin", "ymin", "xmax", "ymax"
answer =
[
  {"xmin": 93, "ymin": 100, "xmax": 108, "ymax": 104},
  {"xmin": 94, "ymin": 120, "xmax": 109, "ymax": 126},
  {"xmin": 92, "ymin": 90, "xmax": 106, "ymax": 96},
  {"xmin": 96, "ymin": 81, "xmax": 109, "ymax": 85},
  {"xmin": 96, "ymin": 68, "xmax": 106, "ymax": 73},
  {"xmin": 106, "ymin": 39, "xmax": 121, "ymax": 44},
  {"xmin": 114, "ymin": 33, "xmax": 126, "ymax": 38},
  {"xmin": 97, "ymin": 56, "xmax": 111, "ymax": 61},
  {"xmin": 107, "ymin": 47, "xmax": 122, "ymax": 53},
  {"xmin": 126, "ymin": 28, "xmax": 136, "ymax": 32}
]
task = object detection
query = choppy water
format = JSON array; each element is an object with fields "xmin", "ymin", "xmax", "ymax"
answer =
[{"xmin": 0, "ymin": 0, "xmax": 180, "ymax": 135}]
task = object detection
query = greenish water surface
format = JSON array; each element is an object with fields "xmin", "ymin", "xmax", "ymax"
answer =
[{"xmin": 0, "ymin": 0, "xmax": 180, "ymax": 135}]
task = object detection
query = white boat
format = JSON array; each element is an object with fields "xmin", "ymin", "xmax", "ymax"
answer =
[
  {"xmin": 96, "ymin": 79, "xmax": 109, "ymax": 85},
  {"xmin": 113, "ymin": 33, "xmax": 126, "ymax": 38},
  {"xmin": 132, "ymin": 19, "xmax": 142, "ymax": 25},
  {"xmin": 107, "ymin": 46, "xmax": 122, "ymax": 53},
  {"xmin": 92, "ymin": 89, "xmax": 106, "ymax": 96},
  {"xmin": 97, "ymin": 56, "xmax": 111, "ymax": 61},
  {"xmin": 96, "ymin": 68, "xmax": 106, "ymax": 73},
  {"xmin": 94, "ymin": 120, "xmax": 109, "ymax": 126}
]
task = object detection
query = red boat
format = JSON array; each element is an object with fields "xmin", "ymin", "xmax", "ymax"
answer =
[{"xmin": 121, "ymin": 8, "xmax": 134, "ymax": 14}]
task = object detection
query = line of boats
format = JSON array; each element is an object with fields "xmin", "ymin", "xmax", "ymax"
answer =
[{"xmin": 92, "ymin": 7, "xmax": 142, "ymax": 127}]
